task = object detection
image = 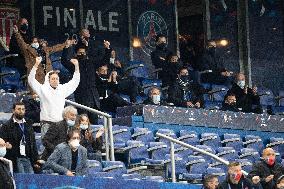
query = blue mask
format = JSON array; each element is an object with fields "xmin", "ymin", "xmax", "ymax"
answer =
[
  {"xmin": 66, "ymin": 120, "xmax": 75, "ymax": 127},
  {"xmin": 0, "ymin": 147, "xmax": 6, "ymax": 157},
  {"xmin": 80, "ymin": 124, "xmax": 88, "ymax": 130},
  {"xmin": 237, "ymin": 80, "xmax": 245, "ymax": 89}
]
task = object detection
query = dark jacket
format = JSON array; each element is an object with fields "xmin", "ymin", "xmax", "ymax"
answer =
[
  {"xmin": 80, "ymin": 129, "xmax": 102, "ymax": 154},
  {"xmin": 42, "ymin": 120, "xmax": 71, "ymax": 160},
  {"xmin": 0, "ymin": 160, "xmax": 14, "ymax": 189},
  {"xmin": 62, "ymin": 46, "xmax": 100, "ymax": 109},
  {"xmin": 162, "ymin": 61, "xmax": 183, "ymax": 87},
  {"xmin": 219, "ymin": 175, "xmax": 262, "ymax": 189},
  {"xmin": 22, "ymin": 98, "xmax": 40, "ymax": 123},
  {"xmin": 0, "ymin": 117, "xmax": 38, "ymax": 171},
  {"xmin": 143, "ymin": 98, "xmax": 168, "ymax": 106},
  {"xmin": 151, "ymin": 47, "xmax": 172, "ymax": 69},
  {"xmin": 95, "ymin": 74, "xmax": 118, "ymax": 99},
  {"xmin": 226, "ymin": 83, "xmax": 261, "ymax": 113},
  {"xmin": 43, "ymin": 142, "xmax": 88, "ymax": 176},
  {"xmin": 248, "ymin": 160, "xmax": 284, "ymax": 189},
  {"xmin": 167, "ymin": 80, "xmax": 206, "ymax": 108},
  {"xmin": 221, "ymin": 103, "xmax": 240, "ymax": 112}
]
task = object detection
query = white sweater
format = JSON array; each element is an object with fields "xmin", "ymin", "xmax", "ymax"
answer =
[{"xmin": 28, "ymin": 66, "xmax": 80, "ymax": 122}]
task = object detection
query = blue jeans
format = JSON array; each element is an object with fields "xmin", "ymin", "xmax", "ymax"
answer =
[{"xmin": 16, "ymin": 158, "xmax": 34, "ymax": 173}]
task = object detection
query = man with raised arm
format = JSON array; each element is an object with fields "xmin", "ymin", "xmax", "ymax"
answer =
[{"xmin": 28, "ymin": 57, "xmax": 80, "ymax": 137}]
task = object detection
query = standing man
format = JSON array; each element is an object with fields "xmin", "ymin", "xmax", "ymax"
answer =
[
  {"xmin": 28, "ymin": 57, "xmax": 80, "ymax": 137},
  {"xmin": 248, "ymin": 148, "xmax": 284, "ymax": 189},
  {"xmin": 0, "ymin": 102, "xmax": 39, "ymax": 173}
]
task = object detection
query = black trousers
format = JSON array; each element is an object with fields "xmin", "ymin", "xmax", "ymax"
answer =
[
  {"xmin": 117, "ymin": 76, "xmax": 141, "ymax": 102},
  {"xmin": 100, "ymin": 93, "xmax": 131, "ymax": 113}
]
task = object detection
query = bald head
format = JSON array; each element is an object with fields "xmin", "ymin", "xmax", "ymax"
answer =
[
  {"xmin": 0, "ymin": 138, "xmax": 5, "ymax": 147},
  {"xmin": 262, "ymin": 148, "xmax": 276, "ymax": 158}
]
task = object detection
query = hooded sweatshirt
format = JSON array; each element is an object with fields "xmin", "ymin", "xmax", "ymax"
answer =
[{"xmin": 28, "ymin": 66, "xmax": 80, "ymax": 122}]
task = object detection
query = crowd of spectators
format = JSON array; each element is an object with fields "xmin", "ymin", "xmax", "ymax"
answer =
[{"xmin": 0, "ymin": 17, "xmax": 279, "ymax": 187}]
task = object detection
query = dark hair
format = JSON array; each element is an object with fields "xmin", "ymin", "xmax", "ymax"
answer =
[
  {"xmin": 48, "ymin": 70, "xmax": 59, "ymax": 78},
  {"xmin": 148, "ymin": 86, "xmax": 161, "ymax": 97},
  {"xmin": 75, "ymin": 44, "xmax": 87, "ymax": 53},
  {"xmin": 178, "ymin": 67, "xmax": 188, "ymax": 74},
  {"xmin": 203, "ymin": 174, "xmax": 218, "ymax": 188},
  {"xmin": 155, "ymin": 34, "xmax": 166, "ymax": 42},
  {"xmin": 12, "ymin": 102, "xmax": 25, "ymax": 110},
  {"xmin": 228, "ymin": 161, "xmax": 240, "ymax": 168},
  {"xmin": 66, "ymin": 129, "xmax": 81, "ymax": 142},
  {"xmin": 75, "ymin": 114, "xmax": 91, "ymax": 130}
]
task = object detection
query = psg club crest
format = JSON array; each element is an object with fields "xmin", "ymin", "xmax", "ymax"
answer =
[
  {"xmin": 137, "ymin": 11, "xmax": 168, "ymax": 56},
  {"xmin": 0, "ymin": 7, "xmax": 19, "ymax": 49}
]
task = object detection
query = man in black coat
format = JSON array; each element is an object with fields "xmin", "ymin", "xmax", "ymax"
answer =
[
  {"xmin": 95, "ymin": 64, "xmax": 130, "ymax": 113},
  {"xmin": 218, "ymin": 162, "xmax": 262, "ymax": 189},
  {"xmin": 151, "ymin": 34, "xmax": 173, "ymax": 79},
  {"xmin": 0, "ymin": 138, "xmax": 15, "ymax": 189},
  {"xmin": 41, "ymin": 106, "xmax": 77, "ymax": 161},
  {"xmin": 22, "ymin": 93, "xmax": 40, "ymax": 124},
  {"xmin": 168, "ymin": 67, "xmax": 207, "ymax": 108},
  {"xmin": 226, "ymin": 73, "xmax": 262, "ymax": 113},
  {"xmin": 196, "ymin": 40, "xmax": 233, "ymax": 86},
  {"xmin": 0, "ymin": 102, "xmax": 39, "ymax": 173},
  {"xmin": 248, "ymin": 148, "xmax": 284, "ymax": 189},
  {"xmin": 221, "ymin": 93, "xmax": 240, "ymax": 112},
  {"xmin": 8, "ymin": 18, "xmax": 31, "ymax": 77},
  {"xmin": 143, "ymin": 87, "xmax": 168, "ymax": 106},
  {"xmin": 162, "ymin": 54, "xmax": 183, "ymax": 87},
  {"xmin": 62, "ymin": 45, "xmax": 100, "ymax": 124}
]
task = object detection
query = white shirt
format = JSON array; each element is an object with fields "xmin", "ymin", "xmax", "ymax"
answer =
[{"xmin": 28, "ymin": 66, "xmax": 80, "ymax": 122}]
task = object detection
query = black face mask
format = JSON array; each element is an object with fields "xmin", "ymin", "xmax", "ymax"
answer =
[
  {"xmin": 14, "ymin": 114, "xmax": 24, "ymax": 120},
  {"xmin": 157, "ymin": 42, "xmax": 167, "ymax": 49},
  {"xmin": 180, "ymin": 75, "xmax": 189, "ymax": 82},
  {"xmin": 99, "ymin": 74, "xmax": 109, "ymax": 80},
  {"xmin": 77, "ymin": 55, "xmax": 87, "ymax": 60},
  {"xmin": 20, "ymin": 24, "xmax": 28, "ymax": 32}
]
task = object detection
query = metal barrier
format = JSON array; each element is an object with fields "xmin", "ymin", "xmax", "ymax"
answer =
[
  {"xmin": 65, "ymin": 99, "xmax": 115, "ymax": 161},
  {"xmin": 156, "ymin": 133, "xmax": 248, "ymax": 183}
]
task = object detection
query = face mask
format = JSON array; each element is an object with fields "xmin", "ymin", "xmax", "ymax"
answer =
[
  {"xmin": 20, "ymin": 24, "xmax": 28, "ymax": 32},
  {"xmin": 77, "ymin": 55, "xmax": 87, "ymax": 60},
  {"xmin": 152, "ymin": 95, "xmax": 161, "ymax": 105},
  {"xmin": 80, "ymin": 124, "xmax": 88, "ymax": 130},
  {"xmin": 237, "ymin": 80, "xmax": 245, "ymax": 89},
  {"xmin": 100, "ymin": 74, "xmax": 109, "ymax": 80},
  {"xmin": 157, "ymin": 42, "xmax": 167, "ymax": 49},
  {"xmin": 14, "ymin": 114, "xmax": 24, "ymax": 120},
  {"xmin": 110, "ymin": 58, "xmax": 115, "ymax": 64},
  {"xmin": 231, "ymin": 172, "xmax": 242, "ymax": 183},
  {"xmin": 69, "ymin": 139, "xmax": 80, "ymax": 149},
  {"xmin": 31, "ymin": 42, "xmax": 39, "ymax": 49},
  {"xmin": 0, "ymin": 147, "xmax": 6, "ymax": 157},
  {"xmin": 266, "ymin": 157, "xmax": 275, "ymax": 166},
  {"xmin": 180, "ymin": 75, "xmax": 189, "ymax": 82},
  {"xmin": 229, "ymin": 102, "xmax": 236, "ymax": 106},
  {"xmin": 66, "ymin": 120, "xmax": 75, "ymax": 127}
]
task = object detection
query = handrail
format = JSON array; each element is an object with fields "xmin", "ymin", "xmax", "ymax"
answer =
[
  {"xmin": 156, "ymin": 133, "xmax": 248, "ymax": 182},
  {"xmin": 65, "ymin": 100, "xmax": 114, "ymax": 161}
]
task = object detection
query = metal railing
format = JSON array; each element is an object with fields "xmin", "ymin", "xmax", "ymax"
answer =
[
  {"xmin": 65, "ymin": 100, "xmax": 115, "ymax": 161},
  {"xmin": 156, "ymin": 133, "xmax": 248, "ymax": 183}
]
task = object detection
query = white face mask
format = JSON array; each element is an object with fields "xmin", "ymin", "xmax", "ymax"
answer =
[
  {"xmin": 69, "ymin": 139, "xmax": 80, "ymax": 149},
  {"xmin": 80, "ymin": 124, "xmax": 88, "ymax": 130},
  {"xmin": 31, "ymin": 42, "xmax": 40, "ymax": 49},
  {"xmin": 66, "ymin": 120, "xmax": 75, "ymax": 127},
  {"xmin": 110, "ymin": 58, "xmax": 115, "ymax": 64},
  {"xmin": 237, "ymin": 80, "xmax": 245, "ymax": 89},
  {"xmin": 0, "ymin": 147, "xmax": 6, "ymax": 157},
  {"xmin": 152, "ymin": 95, "xmax": 161, "ymax": 105}
]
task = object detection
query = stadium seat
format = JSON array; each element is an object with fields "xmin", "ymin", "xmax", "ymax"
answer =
[
  {"xmin": 267, "ymin": 137, "xmax": 284, "ymax": 157},
  {"xmin": 216, "ymin": 147, "xmax": 239, "ymax": 161},
  {"xmin": 194, "ymin": 145, "xmax": 216, "ymax": 162},
  {"xmin": 145, "ymin": 176, "xmax": 164, "ymax": 182},
  {"xmin": 239, "ymin": 148, "xmax": 260, "ymax": 163},
  {"xmin": 244, "ymin": 135, "xmax": 264, "ymax": 152},
  {"xmin": 132, "ymin": 127, "xmax": 154, "ymax": 144},
  {"xmin": 222, "ymin": 133, "xmax": 243, "ymax": 152},
  {"xmin": 112, "ymin": 125, "xmax": 132, "ymax": 149},
  {"xmin": 164, "ymin": 154, "xmax": 186, "ymax": 179},
  {"xmin": 122, "ymin": 140, "xmax": 149, "ymax": 166},
  {"xmin": 146, "ymin": 142, "xmax": 169, "ymax": 165},
  {"xmin": 183, "ymin": 155, "xmax": 208, "ymax": 182},
  {"xmin": 88, "ymin": 160, "xmax": 103, "ymax": 175},
  {"xmin": 0, "ymin": 93, "xmax": 17, "ymax": 112},
  {"xmin": 0, "ymin": 67, "xmax": 23, "ymax": 92},
  {"xmin": 236, "ymin": 159, "xmax": 253, "ymax": 173},
  {"xmin": 200, "ymin": 133, "xmax": 221, "ymax": 149},
  {"xmin": 258, "ymin": 88, "xmax": 275, "ymax": 106},
  {"xmin": 122, "ymin": 173, "xmax": 142, "ymax": 180},
  {"xmin": 156, "ymin": 129, "xmax": 177, "ymax": 146},
  {"xmin": 178, "ymin": 130, "xmax": 199, "ymax": 146}
]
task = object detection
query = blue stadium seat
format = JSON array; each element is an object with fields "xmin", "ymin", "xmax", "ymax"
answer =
[
  {"xmin": 102, "ymin": 161, "xmax": 127, "ymax": 176},
  {"xmin": 194, "ymin": 145, "xmax": 216, "ymax": 162},
  {"xmin": 206, "ymin": 167, "xmax": 226, "ymax": 182},
  {"xmin": 204, "ymin": 101, "xmax": 222, "ymax": 110},
  {"xmin": 216, "ymin": 147, "xmax": 239, "ymax": 161},
  {"xmin": 267, "ymin": 137, "xmax": 284, "ymax": 157},
  {"xmin": 222, "ymin": 133, "xmax": 243, "ymax": 152},
  {"xmin": 279, "ymin": 91, "xmax": 284, "ymax": 106},
  {"xmin": 200, "ymin": 133, "xmax": 221, "ymax": 149},
  {"xmin": 88, "ymin": 160, "xmax": 103, "ymax": 175},
  {"xmin": 132, "ymin": 127, "xmax": 154, "ymax": 144},
  {"xmin": 175, "ymin": 147, "xmax": 194, "ymax": 162},
  {"xmin": 123, "ymin": 140, "xmax": 149, "ymax": 166},
  {"xmin": 0, "ymin": 67, "xmax": 23, "ymax": 92},
  {"xmin": 142, "ymin": 79, "xmax": 162, "ymax": 95},
  {"xmin": 156, "ymin": 129, "xmax": 177, "ymax": 146},
  {"xmin": 146, "ymin": 142, "xmax": 169, "ymax": 165},
  {"xmin": 244, "ymin": 135, "xmax": 264, "ymax": 152},
  {"xmin": 258, "ymin": 88, "xmax": 275, "ymax": 106},
  {"xmin": 211, "ymin": 85, "xmax": 229, "ymax": 102},
  {"xmin": 0, "ymin": 93, "xmax": 17, "ymax": 112},
  {"xmin": 127, "ymin": 60, "xmax": 149, "ymax": 79},
  {"xmin": 239, "ymin": 148, "xmax": 260, "ymax": 163},
  {"xmin": 183, "ymin": 155, "xmax": 208, "ymax": 182},
  {"xmin": 178, "ymin": 130, "xmax": 199, "ymax": 146},
  {"xmin": 112, "ymin": 125, "xmax": 132, "ymax": 149},
  {"xmin": 165, "ymin": 154, "xmax": 187, "ymax": 179},
  {"xmin": 145, "ymin": 176, "xmax": 164, "ymax": 182},
  {"xmin": 122, "ymin": 173, "xmax": 142, "ymax": 180}
]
